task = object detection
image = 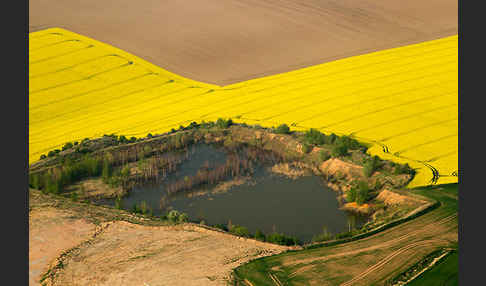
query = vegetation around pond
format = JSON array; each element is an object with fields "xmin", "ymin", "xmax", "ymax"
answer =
[{"xmin": 29, "ymin": 118, "xmax": 418, "ymax": 247}]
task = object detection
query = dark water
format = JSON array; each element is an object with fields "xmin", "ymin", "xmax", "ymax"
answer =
[{"xmin": 96, "ymin": 144, "xmax": 368, "ymax": 242}]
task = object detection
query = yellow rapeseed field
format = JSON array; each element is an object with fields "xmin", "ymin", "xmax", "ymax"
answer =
[{"xmin": 29, "ymin": 28, "xmax": 457, "ymax": 187}]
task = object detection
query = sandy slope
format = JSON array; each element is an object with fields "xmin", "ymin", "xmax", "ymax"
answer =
[{"xmin": 29, "ymin": 0, "xmax": 457, "ymax": 85}]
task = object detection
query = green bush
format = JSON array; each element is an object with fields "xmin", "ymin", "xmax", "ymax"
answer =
[
  {"xmin": 311, "ymin": 226, "xmax": 333, "ymax": 243},
  {"xmin": 302, "ymin": 143, "xmax": 312, "ymax": 154},
  {"xmin": 356, "ymin": 181, "xmax": 369, "ymax": 205},
  {"xmin": 230, "ymin": 225, "xmax": 250, "ymax": 237},
  {"xmin": 101, "ymin": 159, "xmax": 112, "ymax": 182},
  {"xmin": 167, "ymin": 210, "xmax": 181, "ymax": 222},
  {"xmin": 303, "ymin": 128, "xmax": 326, "ymax": 145},
  {"xmin": 62, "ymin": 142, "xmax": 73, "ymax": 151},
  {"xmin": 70, "ymin": 192, "xmax": 78, "ymax": 202},
  {"xmin": 331, "ymin": 144, "xmax": 348, "ymax": 157},
  {"xmin": 216, "ymin": 118, "xmax": 233, "ymax": 129},
  {"xmin": 140, "ymin": 201, "xmax": 149, "ymax": 214},
  {"xmin": 363, "ymin": 161, "xmax": 375, "ymax": 177},
  {"xmin": 394, "ymin": 163, "xmax": 415, "ymax": 175},
  {"xmin": 275, "ymin": 124, "xmax": 290, "ymax": 134},
  {"xmin": 266, "ymin": 232, "xmax": 299, "ymax": 246},
  {"xmin": 328, "ymin": 133, "xmax": 338, "ymax": 144},
  {"xmin": 215, "ymin": 224, "xmax": 229, "ymax": 231},
  {"xmin": 336, "ymin": 135, "xmax": 363, "ymax": 150},
  {"xmin": 347, "ymin": 187, "xmax": 357, "ymax": 202},
  {"xmin": 131, "ymin": 203, "xmax": 140, "ymax": 214},
  {"xmin": 178, "ymin": 213, "xmax": 189, "ymax": 222},
  {"xmin": 115, "ymin": 196, "xmax": 123, "ymax": 210},
  {"xmin": 319, "ymin": 150, "xmax": 331, "ymax": 162},
  {"xmin": 255, "ymin": 230, "xmax": 266, "ymax": 241}
]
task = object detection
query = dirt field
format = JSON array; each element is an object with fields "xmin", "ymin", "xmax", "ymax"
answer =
[
  {"xmin": 29, "ymin": 190, "xmax": 290, "ymax": 286},
  {"xmin": 29, "ymin": 208, "xmax": 96, "ymax": 286},
  {"xmin": 29, "ymin": 0, "xmax": 457, "ymax": 85}
]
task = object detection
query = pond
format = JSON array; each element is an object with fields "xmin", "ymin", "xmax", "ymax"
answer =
[{"xmin": 96, "ymin": 144, "xmax": 368, "ymax": 243}]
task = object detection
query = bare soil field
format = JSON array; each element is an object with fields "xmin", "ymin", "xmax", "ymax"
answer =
[
  {"xmin": 29, "ymin": 208, "xmax": 96, "ymax": 286},
  {"xmin": 29, "ymin": 0, "xmax": 457, "ymax": 85},
  {"xmin": 29, "ymin": 190, "xmax": 290, "ymax": 286}
]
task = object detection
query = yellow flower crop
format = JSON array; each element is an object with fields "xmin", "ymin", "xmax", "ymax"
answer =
[{"xmin": 29, "ymin": 28, "xmax": 457, "ymax": 187}]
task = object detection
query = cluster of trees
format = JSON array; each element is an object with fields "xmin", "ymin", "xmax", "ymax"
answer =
[
  {"xmin": 392, "ymin": 162, "xmax": 416, "ymax": 175},
  {"xmin": 164, "ymin": 210, "xmax": 189, "ymax": 223},
  {"xmin": 29, "ymin": 156, "xmax": 106, "ymax": 194},
  {"xmin": 216, "ymin": 118, "xmax": 233, "ymax": 129},
  {"xmin": 346, "ymin": 181, "xmax": 370, "ymax": 205},
  {"xmin": 300, "ymin": 128, "xmax": 366, "ymax": 158},
  {"xmin": 164, "ymin": 153, "xmax": 255, "ymax": 195},
  {"xmin": 130, "ymin": 200, "xmax": 154, "ymax": 216},
  {"xmin": 363, "ymin": 155, "xmax": 380, "ymax": 177},
  {"xmin": 39, "ymin": 134, "xmax": 141, "ymax": 160},
  {"xmin": 214, "ymin": 222, "xmax": 300, "ymax": 246},
  {"xmin": 274, "ymin": 124, "xmax": 290, "ymax": 134},
  {"xmin": 311, "ymin": 225, "xmax": 363, "ymax": 243}
]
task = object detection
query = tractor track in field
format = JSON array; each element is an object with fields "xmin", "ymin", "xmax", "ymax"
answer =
[
  {"xmin": 285, "ymin": 213, "xmax": 457, "ymax": 274},
  {"xmin": 339, "ymin": 239, "xmax": 447, "ymax": 286}
]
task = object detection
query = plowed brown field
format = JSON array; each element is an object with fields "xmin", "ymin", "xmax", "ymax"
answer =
[{"xmin": 29, "ymin": 0, "xmax": 457, "ymax": 85}]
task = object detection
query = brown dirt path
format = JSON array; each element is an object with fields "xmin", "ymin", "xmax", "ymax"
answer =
[{"xmin": 29, "ymin": 0, "xmax": 457, "ymax": 85}]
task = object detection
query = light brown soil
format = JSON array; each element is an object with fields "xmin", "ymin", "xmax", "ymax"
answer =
[
  {"xmin": 29, "ymin": 208, "xmax": 96, "ymax": 286},
  {"xmin": 65, "ymin": 178, "xmax": 125, "ymax": 200},
  {"xmin": 29, "ymin": 0, "xmax": 457, "ymax": 85},
  {"xmin": 29, "ymin": 190, "xmax": 291, "ymax": 286},
  {"xmin": 376, "ymin": 189, "xmax": 425, "ymax": 206},
  {"xmin": 270, "ymin": 162, "xmax": 308, "ymax": 179},
  {"xmin": 320, "ymin": 158, "xmax": 364, "ymax": 181},
  {"xmin": 48, "ymin": 222, "xmax": 289, "ymax": 286}
]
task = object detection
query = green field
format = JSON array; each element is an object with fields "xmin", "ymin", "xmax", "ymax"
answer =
[{"xmin": 408, "ymin": 251, "xmax": 458, "ymax": 286}]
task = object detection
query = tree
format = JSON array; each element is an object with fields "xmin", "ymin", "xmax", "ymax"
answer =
[
  {"xmin": 356, "ymin": 181, "xmax": 369, "ymax": 205},
  {"xmin": 303, "ymin": 128, "xmax": 326, "ymax": 145},
  {"xmin": 275, "ymin": 124, "xmax": 290, "ymax": 134},
  {"xmin": 216, "ymin": 118, "xmax": 233, "ymax": 129},
  {"xmin": 363, "ymin": 161, "xmax": 375, "ymax": 177},
  {"xmin": 62, "ymin": 142, "xmax": 73, "ymax": 151},
  {"xmin": 140, "ymin": 201, "xmax": 148, "ymax": 214},
  {"xmin": 319, "ymin": 150, "xmax": 331, "ymax": 162},
  {"xmin": 121, "ymin": 165, "xmax": 131, "ymax": 180},
  {"xmin": 178, "ymin": 213, "xmax": 189, "ymax": 223},
  {"xmin": 118, "ymin": 135, "xmax": 128, "ymax": 143},
  {"xmin": 331, "ymin": 144, "xmax": 347, "ymax": 157},
  {"xmin": 115, "ymin": 196, "xmax": 123, "ymax": 210},
  {"xmin": 167, "ymin": 210, "xmax": 180, "ymax": 222},
  {"xmin": 302, "ymin": 143, "xmax": 312, "ymax": 154},
  {"xmin": 255, "ymin": 230, "xmax": 266, "ymax": 241},
  {"xmin": 347, "ymin": 187, "xmax": 357, "ymax": 202},
  {"xmin": 230, "ymin": 225, "xmax": 250, "ymax": 237},
  {"xmin": 102, "ymin": 159, "xmax": 112, "ymax": 182}
]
